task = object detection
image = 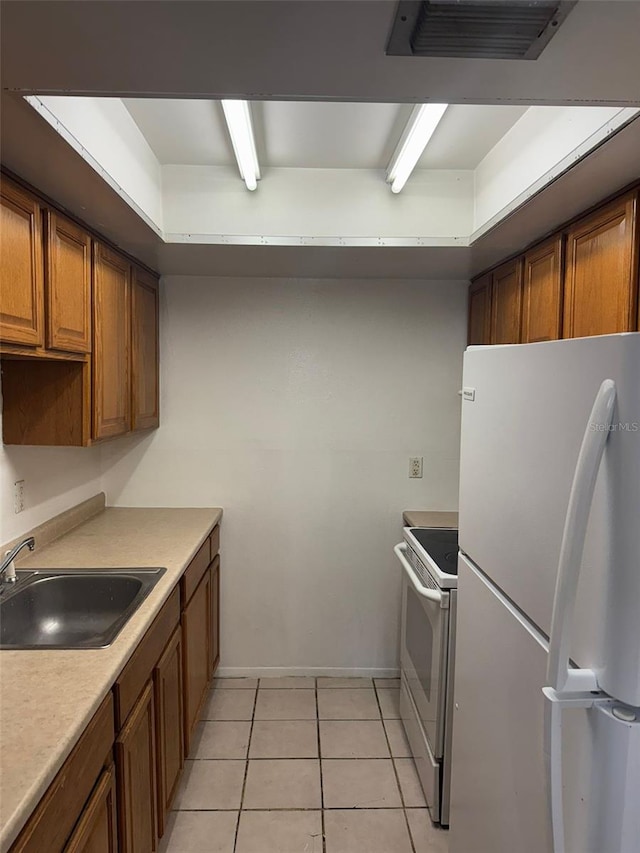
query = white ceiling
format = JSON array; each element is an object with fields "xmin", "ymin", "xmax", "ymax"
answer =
[{"xmin": 123, "ymin": 99, "xmax": 528, "ymax": 171}]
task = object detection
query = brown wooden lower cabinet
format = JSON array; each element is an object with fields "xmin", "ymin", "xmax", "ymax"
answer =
[
  {"xmin": 9, "ymin": 523, "xmax": 221, "ymax": 853},
  {"xmin": 154, "ymin": 628, "xmax": 184, "ymax": 837},
  {"xmin": 9, "ymin": 694, "xmax": 115, "ymax": 853},
  {"xmin": 210, "ymin": 556, "xmax": 220, "ymax": 677},
  {"xmin": 63, "ymin": 765, "xmax": 118, "ymax": 853},
  {"xmin": 182, "ymin": 566, "xmax": 212, "ymax": 753},
  {"xmin": 115, "ymin": 682, "xmax": 157, "ymax": 853}
]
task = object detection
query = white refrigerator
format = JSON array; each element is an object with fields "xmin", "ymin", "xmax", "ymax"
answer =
[{"xmin": 450, "ymin": 333, "xmax": 640, "ymax": 853}]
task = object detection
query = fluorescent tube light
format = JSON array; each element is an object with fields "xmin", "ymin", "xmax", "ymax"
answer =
[
  {"xmin": 221, "ymin": 100, "xmax": 261, "ymax": 191},
  {"xmin": 387, "ymin": 103, "xmax": 448, "ymax": 194}
]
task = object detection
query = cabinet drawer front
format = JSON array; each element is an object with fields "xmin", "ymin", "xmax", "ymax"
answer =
[
  {"xmin": 114, "ymin": 586, "xmax": 180, "ymax": 729},
  {"xmin": 63, "ymin": 765, "xmax": 118, "ymax": 853},
  {"xmin": 10, "ymin": 693, "xmax": 114, "ymax": 853},
  {"xmin": 0, "ymin": 179, "xmax": 44, "ymax": 347},
  {"xmin": 181, "ymin": 536, "xmax": 211, "ymax": 606},
  {"xmin": 46, "ymin": 211, "xmax": 92, "ymax": 353}
]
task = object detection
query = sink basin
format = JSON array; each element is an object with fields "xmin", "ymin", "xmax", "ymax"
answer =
[{"xmin": 0, "ymin": 568, "xmax": 166, "ymax": 649}]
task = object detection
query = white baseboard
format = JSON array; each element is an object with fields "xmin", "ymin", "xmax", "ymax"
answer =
[{"xmin": 216, "ymin": 665, "xmax": 401, "ymax": 679}]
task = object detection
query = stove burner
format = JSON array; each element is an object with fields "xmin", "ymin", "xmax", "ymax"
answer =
[{"xmin": 409, "ymin": 528, "xmax": 459, "ymax": 576}]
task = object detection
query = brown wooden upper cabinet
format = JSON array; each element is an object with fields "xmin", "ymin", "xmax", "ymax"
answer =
[
  {"xmin": 93, "ymin": 242, "xmax": 131, "ymax": 440},
  {"xmin": 132, "ymin": 266, "xmax": 159, "ymax": 431},
  {"xmin": 0, "ymin": 179, "xmax": 44, "ymax": 347},
  {"xmin": 522, "ymin": 235, "xmax": 564, "ymax": 343},
  {"xmin": 467, "ymin": 273, "xmax": 492, "ymax": 345},
  {"xmin": 45, "ymin": 210, "xmax": 92, "ymax": 353},
  {"xmin": 490, "ymin": 259, "xmax": 523, "ymax": 345},
  {"xmin": 563, "ymin": 193, "xmax": 639, "ymax": 339}
]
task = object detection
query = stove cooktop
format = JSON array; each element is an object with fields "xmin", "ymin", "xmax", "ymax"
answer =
[{"xmin": 408, "ymin": 528, "xmax": 459, "ymax": 576}]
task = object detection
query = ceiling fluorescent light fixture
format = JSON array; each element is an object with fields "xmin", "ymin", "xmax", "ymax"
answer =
[
  {"xmin": 387, "ymin": 103, "xmax": 448, "ymax": 193},
  {"xmin": 221, "ymin": 100, "xmax": 260, "ymax": 191}
]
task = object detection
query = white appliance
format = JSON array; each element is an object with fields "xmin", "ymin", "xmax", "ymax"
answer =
[
  {"xmin": 394, "ymin": 527, "xmax": 458, "ymax": 826},
  {"xmin": 450, "ymin": 333, "xmax": 640, "ymax": 853}
]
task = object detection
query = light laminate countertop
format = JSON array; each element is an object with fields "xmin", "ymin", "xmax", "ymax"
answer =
[
  {"xmin": 402, "ymin": 510, "xmax": 459, "ymax": 528},
  {"xmin": 0, "ymin": 506, "xmax": 222, "ymax": 853}
]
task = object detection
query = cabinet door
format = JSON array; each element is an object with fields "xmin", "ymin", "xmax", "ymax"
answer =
[
  {"xmin": 522, "ymin": 236, "xmax": 564, "ymax": 343},
  {"xmin": 115, "ymin": 682, "xmax": 157, "ymax": 853},
  {"xmin": 131, "ymin": 266, "xmax": 159, "ymax": 431},
  {"xmin": 46, "ymin": 210, "xmax": 92, "ymax": 353},
  {"xmin": 154, "ymin": 628, "xmax": 184, "ymax": 838},
  {"xmin": 63, "ymin": 765, "xmax": 118, "ymax": 853},
  {"xmin": 490, "ymin": 259, "xmax": 523, "ymax": 345},
  {"xmin": 0, "ymin": 179, "xmax": 44, "ymax": 346},
  {"xmin": 467, "ymin": 274, "xmax": 492, "ymax": 345},
  {"xmin": 210, "ymin": 557, "xmax": 220, "ymax": 677},
  {"xmin": 563, "ymin": 193, "xmax": 638, "ymax": 338},
  {"xmin": 182, "ymin": 567, "xmax": 212, "ymax": 754},
  {"xmin": 93, "ymin": 243, "xmax": 131, "ymax": 439}
]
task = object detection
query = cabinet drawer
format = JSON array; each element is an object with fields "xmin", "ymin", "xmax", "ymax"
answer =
[
  {"xmin": 10, "ymin": 693, "xmax": 114, "ymax": 853},
  {"xmin": 181, "ymin": 536, "xmax": 211, "ymax": 607},
  {"xmin": 114, "ymin": 586, "xmax": 180, "ymax": 729}
]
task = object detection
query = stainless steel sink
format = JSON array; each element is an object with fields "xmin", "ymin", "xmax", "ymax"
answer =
[{"xmin": 0, "ymin": 568, "xmax": 166, "ymax": 649}]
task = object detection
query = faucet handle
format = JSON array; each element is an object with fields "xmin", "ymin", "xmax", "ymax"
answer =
[{"xmin": 3, "ymin": 551, "xmax": 18, "ymax": 583}]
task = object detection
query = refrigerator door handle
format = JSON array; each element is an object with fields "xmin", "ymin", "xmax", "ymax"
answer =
[
  {"xmin": 543, "ymin": 378, "xmax": 616, "ymax": 853},
  {"xmin": 546, "ymin": 378, "xmax": 617, "ymax": 695},
  {"xmin": 394, "ymin": 543, "xmax": 448, "ymax": 607}
]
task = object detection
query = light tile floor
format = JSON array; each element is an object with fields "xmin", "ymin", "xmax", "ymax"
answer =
[{"xmin": 159, "ymin": 677, "xmax": 449, "ymax": 853}]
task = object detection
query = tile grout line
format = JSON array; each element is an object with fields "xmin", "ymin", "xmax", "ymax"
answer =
[
  {"xmin": 316, "ymin": 678, "xmax": 327, "ymax": 853},
  {"xmin": 231, "ymin": 683, "xmax": 259, "ymax": 853},
  {"xmin": 373, "ymin": 680, "xmax": 417, "ymax": 853}
]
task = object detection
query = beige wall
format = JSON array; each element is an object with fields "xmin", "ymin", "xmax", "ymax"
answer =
[
  {"xmin": 101, "ymin": 275, "xmax": 468, "ymax": 676},
  {"xmin": 0, "ymin": 407, "xmax": 102, "ymax": 544}
]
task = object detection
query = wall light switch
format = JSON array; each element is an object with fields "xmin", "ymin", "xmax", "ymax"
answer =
[
  {"xmin": 14, "ymin": 480, "xmax": 25, "ymax": 514},
  {"xmin": 409, "ymin": 457, "xmax": 423, "ymax": 479}
]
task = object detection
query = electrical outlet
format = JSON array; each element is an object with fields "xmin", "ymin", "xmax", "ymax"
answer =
[
  {"xmin": 14, "ymin": 480, "xmax": 25, "ymax": 514},
  {"xmin": 409, "ymin": 457, "xmax": 423, "ymax": 479}
]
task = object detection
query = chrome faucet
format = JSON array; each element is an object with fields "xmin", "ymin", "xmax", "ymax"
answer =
[{"xmin": 1, "ymin": 537, "xmax": 35, "ymax": 583}]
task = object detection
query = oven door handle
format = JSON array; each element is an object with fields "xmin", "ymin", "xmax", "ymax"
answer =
[{"xmin": 394, "ymin": 543, "xmax": 448, "ymax": 608}]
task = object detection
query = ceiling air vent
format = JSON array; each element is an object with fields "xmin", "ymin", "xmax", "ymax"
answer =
[{"xmin": 386, "ymin": 1, "xmax": 577, "ymax": 60}]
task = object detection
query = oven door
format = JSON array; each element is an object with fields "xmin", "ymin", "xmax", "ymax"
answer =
[{"xmin": 395, "ymin": 542, "xmax": 450, "ymax": 759}]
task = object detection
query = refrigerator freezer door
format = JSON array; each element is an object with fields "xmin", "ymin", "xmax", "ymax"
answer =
[{"xmin": 459, "ymin": 333, "xmax": 640, "ymax": 706}]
